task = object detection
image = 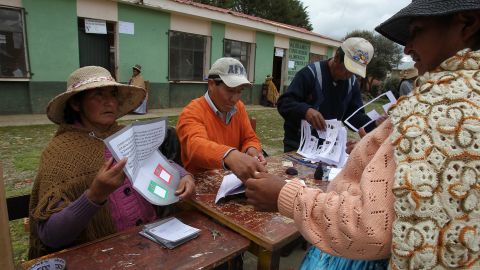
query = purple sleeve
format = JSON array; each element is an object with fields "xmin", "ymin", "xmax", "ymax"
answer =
[
  {"xmin": 37, "ymin": 192, "xmax": 103, "ymax": 249},
  {"xmin": 168, "ymin": 160, "xmax": 191, "ymax": 178}
]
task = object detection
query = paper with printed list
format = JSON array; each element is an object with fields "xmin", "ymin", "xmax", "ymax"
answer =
[
  {"xmin": 215, "ymin": 174, "xmax": 245, "ymax": 204},
  {"xmin": 297, "ymin": 120, "xmax": 348, "ymax": 167},
  {"xmin": 104, "ymin": 118, "xmax": 180, "ymax": 205}
]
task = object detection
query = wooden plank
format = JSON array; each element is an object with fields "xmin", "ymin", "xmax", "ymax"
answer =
[
  {"xmin": 22, "ymin": 210, "xmax": 249, "ymax": 270},
  {"xmin": 0, "ymin": 163, "xmax": 15, "ymax": 270}
]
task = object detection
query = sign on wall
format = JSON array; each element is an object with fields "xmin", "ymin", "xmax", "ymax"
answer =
[
  {"xmin": 287, "ymin": 39, "xmax": 310, "ymax": 85},
  {"xmin": 85, "ymin": 19, "xmax": 107, "ymax": 34},
  {"xmin": 119, "ymin": 21, "xmax": 135, "ymax": 35}
]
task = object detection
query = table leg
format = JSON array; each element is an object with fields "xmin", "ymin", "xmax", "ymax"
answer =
[{"xmin": 249, "ymin": 243, "xmax": 280, "ymax": 270}]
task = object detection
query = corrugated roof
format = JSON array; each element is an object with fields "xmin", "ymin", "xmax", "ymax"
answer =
[{"xmin": 172, "ymin": 0, "xmax": 340, "ymax": 43}]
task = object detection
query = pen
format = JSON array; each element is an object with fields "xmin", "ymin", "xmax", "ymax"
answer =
[{"xmin": 284, "ymin": 155, "xmax": 317, "ymax": 169}]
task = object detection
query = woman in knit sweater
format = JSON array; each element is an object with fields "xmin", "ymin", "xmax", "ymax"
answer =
[
  {"xmin": 245, "ymin": 1, "xmax": 480, "ymax": 269},
  {"xmin": 28, "ymin": 66, "xmax": 196, "ymax": 259}
]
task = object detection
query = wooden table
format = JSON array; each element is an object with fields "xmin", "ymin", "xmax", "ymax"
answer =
[
  {"xmin": 21, "ymin": 210, "xmax": 250, "ymax": 270},
  {"xmin": 189, "ymin": 154, "xmax": 329, "ymax": 270}
]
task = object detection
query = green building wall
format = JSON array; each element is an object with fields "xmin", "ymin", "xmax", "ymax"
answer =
[
  {"xmin": 118, "ymin": 4, "xmax": 170, "ymax": 108},
  {"xmin": 1, "ymin": 0, "xmax": 79, "ymax": 114},
  {"xmin": 252, "ymin": 31, "xmax": 274, "ymax": 104},
  {"xmin": 210, "ymin": 22, "xmax": 225, "ymax": 63}
]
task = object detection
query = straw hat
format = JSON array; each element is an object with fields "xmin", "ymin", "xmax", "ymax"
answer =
[
  {"xmin": 46, "ymin": 66, "xmax": 146, "ymax": 124},
  {"xmin": 132, "ymin": 64, "xmax": 142, "ymax": 72},
  {"xmin": 401, "ymin": 68, "xmax": 418, "ymax": 79},
  {"xmin": 375, "ymin": 0, "xmax": 480, "ymax": 46}
]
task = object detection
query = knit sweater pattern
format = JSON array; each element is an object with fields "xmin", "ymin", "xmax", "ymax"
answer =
[{"xmin": 389, "ymin": 48, "xmax": 480, "ymax": 269}]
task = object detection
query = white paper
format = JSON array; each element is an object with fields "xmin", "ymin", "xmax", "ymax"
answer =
[
  {"xmin": 366, "ymin": 110, "xmax": 381, "ymax": 121},
  {"xmin": 119, "ymin": 21, "xmax": 134, "ymax": 35},
  {"xmin": 275, "ymin": 48, "xmax": 284, "ymax": 57},
  {"xmin": 85, "ymin": 19, "xmax": 107, "ymax": 34},
  {"xmin": 105, "ymin": 118, "xmax": 180, "ymax": 205},
  {"xmin": 344, "ymin": 91, "xmax": 397, "ymax": 132},
  {"xmin": 328, "ymin": 167, "xmax": 342, "ymax": 181},
  {"xmin": 148, "ymin": 218, "xmax": 200, "ymax": 242},
  {"xmin": 297, "ymin": 120, "xmax": 348, "ymax": 167},
  {"xmin": 215, "ymin": 174, "xmax": 245, "ymax": 204},
  {"xmin": 288, "ymin": 60, "xmax": 295, "ymax": 69}
]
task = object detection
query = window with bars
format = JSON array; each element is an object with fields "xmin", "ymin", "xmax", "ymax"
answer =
[
  {"xmin": 168, "ymin": 31, "xmax": 210, "ymax": 81},
  {"xmin": 0, "ymin": 7, "xmax": 29, "ymax": 79}
]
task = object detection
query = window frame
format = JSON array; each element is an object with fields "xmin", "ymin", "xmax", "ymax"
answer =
[
  {"xmin": 0, "ymin": 6, "xmax": 30, "ymax": 80},
  {"xmin": 167, "ymin": 30, "xmax": 211, "ymax": 82},
  {"xmin": 223, "ymin": 38, "xmax": 255, "ymax": 82}
]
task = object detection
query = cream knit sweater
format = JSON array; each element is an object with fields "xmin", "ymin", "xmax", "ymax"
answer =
[{"xmin": 278, "ymin": 48, "xmax": 480, "ymax": 269}]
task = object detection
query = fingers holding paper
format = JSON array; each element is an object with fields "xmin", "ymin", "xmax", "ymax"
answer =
[
  {"xmin": 87, "ymin": 157, "xmax": 127, "ymax": 204},
  {"xmin": 245, "ymin": 172, "xmax": 286, "ymax": 211},
  {"xmin": 175, "ymin": 174, "xmax": 196, "ymax": 200},
  {"xmin": 245, "ymin": 146, "xmax": 267, "ymax": 166},
  {"xmin": 224, "ymin": 150, "xmax": 267, "ymax": 182},
  {"xmin": 305, "ymin": 108, "xmax": 326, "ymax": 130}
]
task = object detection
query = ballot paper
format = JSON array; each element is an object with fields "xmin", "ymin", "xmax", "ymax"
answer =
[
  {"xmin": 140, "ymin": 217, "xmax": 200, "ymax": 249},
  {"xmin": 215, "ymin": 174, "xmax": 245, "ymax": 204},
  {"xmin": 297, "ymin": 120, "xmax": 348, "ymax": 167},
  {"xmin": 104, "ymin": 118, "xmax": 181, "ymax": 206},
  {"xmin": 344, "ymin": 90, "xmax": 397, "ymax": 132}
]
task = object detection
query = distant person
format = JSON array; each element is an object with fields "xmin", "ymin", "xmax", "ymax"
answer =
[
  {"xmin": 176, "ymin": 57, "xmax": 266, "ymax": 181},
  {"xmin": 129, "ymin": 64, "xmax": 147, "ymax": 114},
  {"xmin": 398, "ymin": 67, "xmax": 418, "ymax": 96},
  {"xmin": 245, "ymin": 0, "xmax": 480, "ymax": 269},
  {"xmin": 277, "ymin": 37, "xmax": 381, "ymax": 152},
  {"xmin": 28, "ymin": 66, "xmax": 195, "ymax": 259},
  {"xmin": 265, "ymin": 75, "xmax": 279, "ymax": 107}
]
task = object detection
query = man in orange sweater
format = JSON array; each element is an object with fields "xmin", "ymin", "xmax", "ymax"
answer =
[{"xmin": 177, "ymin": 57, "xmax": 266, "ymax": 181}]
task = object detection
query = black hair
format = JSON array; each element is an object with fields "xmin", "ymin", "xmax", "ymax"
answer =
[
  {"xmin": 63, "ymin": 91, "xmax": 86, "ymax": 124},
  {"xmin": 208, "ymin": 74, "xmax": 223, "ymax": 86},
  {"xmin": 335, "ymin": 46, "xmax": 345, "ymax": 63}
]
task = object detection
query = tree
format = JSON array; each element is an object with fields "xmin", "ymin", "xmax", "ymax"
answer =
[
  {"xmin": 345, "ymin": 30, "xmax": 403, "ymax": 93},
  {"xmin": 193, "ymin": 0, "xmax": 313, "ymax": 30}
]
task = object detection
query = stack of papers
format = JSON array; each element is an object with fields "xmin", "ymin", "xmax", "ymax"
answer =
[
  {"xmin": 139, "ymin": 217, "xmax": 201, "ymax": 249},
  {"xmin": 215, "ymin": 174, "xmax": 245, "ymax": 204},
  {"xmin": 297, "ymin": 120, "xmax": 348, "ymax": 167}
]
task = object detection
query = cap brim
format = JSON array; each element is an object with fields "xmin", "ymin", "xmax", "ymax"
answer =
[
  {"xmin": 344, "ymin": 57, "xmax": 366, "ymax": 78},
  {"xmin": 47, "ymin": 82, "xmax": 146, "ymax": 124},
  {"xmin": 219, "ymin": 74, "xmax": 252, "ymax": 88}
]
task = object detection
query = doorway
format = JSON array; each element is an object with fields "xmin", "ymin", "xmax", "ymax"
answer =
[
  {"xmin": 272, "ymin": 47, "xmax": 285, "ymax": 93},
  {"xmin": 77, "ymin": 18, "xmax": 116, "ymax": 78}
]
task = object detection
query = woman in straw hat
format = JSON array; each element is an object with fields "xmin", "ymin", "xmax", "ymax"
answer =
[
  {"xmin": 245, "ymin": 1, "xmax": 480, "ymax": 269},
  {"xmin": 398, "ymin": 67, "xmax": 418, "ymax": 96},
  {"xmin": 28, "ymin": 66, "xmax": 195, "ymax": 258}
]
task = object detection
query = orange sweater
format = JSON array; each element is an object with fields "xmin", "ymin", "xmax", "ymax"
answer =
[{"xmin": 176, "ymin": 97, "xmax": 262, "ymax": 174}]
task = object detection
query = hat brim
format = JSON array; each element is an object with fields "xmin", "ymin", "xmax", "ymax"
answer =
[
  {"xmin": 375, "ymin": 0, "xmax": 480, "ymax": 46},
  {"xmin": 219, "ymin": 74, "xmax": 252, "ymax": 88},
  {"xmin": 132, "ymin": 66, "xmax": 141, "ymax": 72},
  {"xmin": 47, "ymin": 80, "xmax": 146, "ymax": 125},
  {"xmin": 344, "ymin": 57, "xmax": 366, "ymax": 78}
]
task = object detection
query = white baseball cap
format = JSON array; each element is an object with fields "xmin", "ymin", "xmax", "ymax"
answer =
[
  {"xmin": 341, "ymin": 37, "xmax": 374, "ymax": 78},
  {"xmin": 208, "ymin": 57, "xmax": 252, "ymax": 88}
]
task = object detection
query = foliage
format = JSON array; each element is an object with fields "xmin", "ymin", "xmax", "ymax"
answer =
[
  {"xmin": 382, "ymin": 76, "xmax": 401, "ymax": 98},
  {"xmin": 194, "ymin": 0, "xmax": 313, "ymax": 30},
  {"xmin": 344, "ymin": 30, "xmax": 403, "ymax": 94}
]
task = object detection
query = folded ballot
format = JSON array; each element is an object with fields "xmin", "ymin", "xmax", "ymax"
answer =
[
  {"xmin": 139, "ymin": 217, "xmax": 200, "ymax": 249},
  {"xmin": 215, "ymin": 174, "xmax": 245, "ymax": 204}
]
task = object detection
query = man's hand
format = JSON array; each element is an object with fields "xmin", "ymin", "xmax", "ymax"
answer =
[
  {"xmin": 245, "ymin": 147, "xmax": 267, "ymax": 166},
  {"xmin": 87, "ymin": 157, "xmax": 127, "ymax": 204},
  {"xmin": 245, "ymin": 172, "xmax": 286, "ymax": 211},
  {"xmin": 175, "ymin": 174, "xmax": 196, "ymax": 200},
  {"xmin": 224, "ymin": 150, "xmax": 267, "ymax": 182},
  {"xmin": 305, "ymin": 108, "xmax": 326, "ymax": 130}
]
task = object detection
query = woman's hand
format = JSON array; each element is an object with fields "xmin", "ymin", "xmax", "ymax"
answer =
[
  {"xmin": 175, "ymin": 174, "xmax": 196, "ymax": 200},
  {"xmin": 87, "ymin": 157, "xmax": 127, "ymax": 204}
]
